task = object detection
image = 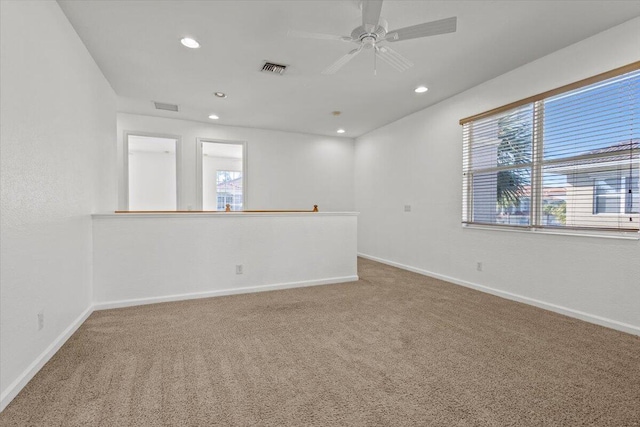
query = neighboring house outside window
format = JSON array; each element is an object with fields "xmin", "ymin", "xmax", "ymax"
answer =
[
  {"xmin": 216, "ymin": 170, "xmax": 243, "ymax": 211},
  {"xmin": 559, "ymin": 142, "xmax": 639, "ymax": 228},
  {"xmin": 216, "ymin": 194, "xmax": 234, "ymax": 211},
  {"xmin": 594, "ymin": 177, "xmax": 624, "ymax": 214},
  {"xmin": 461, "ymin": 66, "xmax": 639, "ymax": 234},
  {"xmin": 627, "ymin": 176, "xmax": 640, "ymax": 214},
  {"xmin": 594, "ymin": 175, "xmax": 639, "ymax": 215}
]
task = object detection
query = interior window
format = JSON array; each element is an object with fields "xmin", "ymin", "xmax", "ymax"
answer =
[{"xmin": 200, "ymin": 141, "xmax": 245, "ymax": 211}]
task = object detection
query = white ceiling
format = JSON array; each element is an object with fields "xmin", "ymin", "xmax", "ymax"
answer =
[{"xmin": 58, "ymin": 1, "xmax": 640, "ymax": 138}]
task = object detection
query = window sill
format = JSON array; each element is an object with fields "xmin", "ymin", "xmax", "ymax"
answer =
[{"xmin": 462, "ymin": 223, "xmax": 639, "ymax": 240}]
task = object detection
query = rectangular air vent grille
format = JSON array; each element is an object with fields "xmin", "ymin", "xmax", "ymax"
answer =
[
  {"xmin": 153, "ymin": 102, "xmax": 179, "ymax": 112},
  {"xmin": 261, "ymin": 62, "xmax": 287, "ymax": 75}
]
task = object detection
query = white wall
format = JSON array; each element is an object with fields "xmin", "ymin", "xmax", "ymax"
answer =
[
  {"xmin": 0, "ymin": 0, "xmax": 116, "ymax": 409},
  {"xmin": 355, "ymin": 17, "xmax": 640, "ymax": 334},
  {"xmin": 129, "ymin": 151, "xmax": 177, "ymax": 210},
  {"xmin": 92, "ymin": 213, "xmax": 358, "ymax": 307},
  {"xmin": 117, "ymin": 113, "xmax": 355, "ymax": 212}
]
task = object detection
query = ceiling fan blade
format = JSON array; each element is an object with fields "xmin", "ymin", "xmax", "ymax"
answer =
[
  {"xmin": 386, "ymin": 16, "xmax": 457, "ymax": 42},
  {"xmin": 362, "ymin": 0, "xmax": 384, "ymax": 32},
  {"xmin": 322, "ymin": 46, "xmax": 364, "ymax": 75},
  {"xmin": 287, "ymin": 30, "xmax": 352, "ymax": 42},
  {"xmin": 376, "ymin": 46, "xmax": 413, "ymax": 72}
]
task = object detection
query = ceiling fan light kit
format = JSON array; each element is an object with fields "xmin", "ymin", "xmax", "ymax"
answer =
[{"xmin": 289, "ymin": 0, "xmax": 457, "ymax": 75}]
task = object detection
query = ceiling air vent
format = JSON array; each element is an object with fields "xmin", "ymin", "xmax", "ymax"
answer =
[
  {"xmin": 153, "ymin": 101, "xmax": 179, "ymax": 112},
  {"xmin": 261, "ymin": 62, "xmax": 287, "ymax": 75}
]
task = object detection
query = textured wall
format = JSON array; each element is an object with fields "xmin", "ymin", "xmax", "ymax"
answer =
[
  {"xmin": 92, "ymin": 213, "xmax": 358, "ymax": 306},
  {"xmin": 128, "ymin": 151, "xmax": 177, "ymax": 210},
  {"xmin": 0, "ymin": 0, "xmax": 116, "ymax": 403},
  {"xmin": 355, "ymin": 18, "xmax": 640, "ymax": 332}
]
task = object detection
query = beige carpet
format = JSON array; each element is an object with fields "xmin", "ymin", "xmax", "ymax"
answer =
[{"xmin": 2, "ymin": 258, "xmax": 639, "ymax": 426}]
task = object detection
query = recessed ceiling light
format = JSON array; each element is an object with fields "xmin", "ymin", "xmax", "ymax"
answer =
[
  {"xmin": 180, "ymin": 37, "xmax": 200, "ymax": 49},
  {"xmin": 208, "ymin": 114, "xmax": 219, "ymax": 120},
  {"xmin": 337, "ymin": 129, "xmax": 346, "ymax": 134},
  {"xmin": 414, "ymin": 86, "xmax": 428, "ymax": 93},
  {"xmin": 214, "ymin": 92, "xmax": 227, "ymax": 98}
]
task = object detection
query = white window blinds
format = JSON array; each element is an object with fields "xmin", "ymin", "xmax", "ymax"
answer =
[{"xmin": 462, "ymin": 66, "xmax": 639, "ymax": 234}]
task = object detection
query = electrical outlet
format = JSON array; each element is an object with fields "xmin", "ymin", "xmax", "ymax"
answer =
[
  {"xmin": 404, "ymin": 205, "xmax": 412, "ymax": 212},
  {"xmin": 37, "ymin": 310, "xmax": 44, "ymax": 331},
  {"xmin": 476, "ymin": 262, "xmax": 483, "ymax": 272},
  {"xmin": 236, "ymin": 264, "xmax": 243, "ymax": 275}
]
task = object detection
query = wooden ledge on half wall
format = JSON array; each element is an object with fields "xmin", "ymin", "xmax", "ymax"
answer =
[{"xmin": 114, "ymin": 205, "xmax": 320, "ymax": 214}]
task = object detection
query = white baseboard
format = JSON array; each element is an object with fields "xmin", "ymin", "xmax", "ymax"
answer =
[
  {"xmin": 93, "ymin": 275, "xmax": 359, "ymax": 311},
  {"xmin": 2, "ymin": 259, "xmax": 636, "ymax": 414},
  {"xmin": 358, "ymin": 253, "xmax": 640, "ymax": 336},
  {"xmin": 0, "ymin": 305, "xmax": 94, "ymax": 412},
  {"xmin": 0, "ymin": 275, "xmax": 359, "ymax": 413}
]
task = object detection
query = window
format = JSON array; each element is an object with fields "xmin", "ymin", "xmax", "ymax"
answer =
[
  {"xmin": 197, "ymin": 140, "xmax": 246, "ymax": 211},
  {"xmin": 216, "ymin": 194, "xmax": 234, "ymax": 210},
  {"xmin": 125, "ymin": 134, "xmax": 180, "ymax": 210},
  {"xmin": 461, "ymin": 65, "xmax": 639, "ymax": 234},
  {"xmin": 216, "ymin": 171, "xmax": 243, "ymax": 210},
  {"xmin": 593, "ymin": 176, "xmax": 638, "ymax": 215}
]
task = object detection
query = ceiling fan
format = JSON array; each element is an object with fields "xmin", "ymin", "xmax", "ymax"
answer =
[{"xmin": 288, "ymin": 0, "xmax": 457, "ymax": 75}]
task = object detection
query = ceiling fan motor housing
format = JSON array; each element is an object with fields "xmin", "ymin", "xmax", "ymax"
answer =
[{"xmin": 351, "ymin": 18, "xmax": 388, "ymax": 45}]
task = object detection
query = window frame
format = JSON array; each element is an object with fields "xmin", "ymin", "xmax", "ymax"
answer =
[
  {"xmin": 460, "ymin": 62, "xmax": 640, "ymax": 238},
  {"xmin": 122, "ymin": 131, "xmax": 183, "ymax": 211},
  {"xmin": 216, "ymin": 193, "xmax": 235, "ymax": 211},
  {"xmin": 216, "ymin": 170, "xmax": 243, "ymax": 211},
  {"xmin": 195, "ymin": 138, "xmax": 248, "ymax": 211}
]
